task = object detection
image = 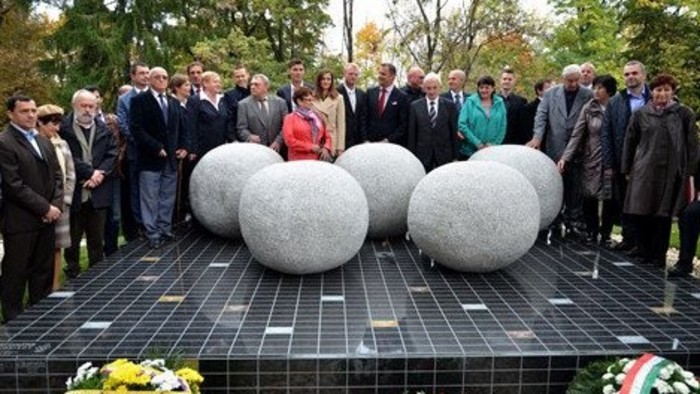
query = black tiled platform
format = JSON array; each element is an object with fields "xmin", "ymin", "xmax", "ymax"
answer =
[{"xmin": 1, "ymin": 228, "xmax": 700, "ymax": 393}]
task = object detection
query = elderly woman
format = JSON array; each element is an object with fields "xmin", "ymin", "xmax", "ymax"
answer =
[
  {"xmin": 170, "ymin": 73, "xmax": 191, "ymax": 107},
  {"xmin": 36, "ymin": 105, "xmax": 76, "ymax": 290},
  {"xmin": 283, "ymin": 87, "xmax": 332, "ymax": 161},
  {"xmin": 312, "ymin": 69, "xmax": 346, "ymax": 157},
  {"xmin": 622, "ymin": 74, "xmax": 699, "ymax": 268},
  {"xmin": 187, "ymin": 71, "xmax": 235, "ymax": 159},
  {"xmin": 457, "ymin": 75, "xmax": 507, "ymax": 160},
  {"xmin": 558, "ymin": 74, "xmax": 617, "ymax": 245}
]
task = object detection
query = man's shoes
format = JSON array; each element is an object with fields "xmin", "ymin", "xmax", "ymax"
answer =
[
  {"xmin": 612, "ymin": 240, "xmax": 634, "ymax": 251},
  {"xmin": 626, "ymin": 246, "xmax": 645, "ymax": 258},
  {"xmin": 64, "ymin": 268, "xmax": 80, "ymax": 280},
  {"xmin": 162, "ymin": 233, "xmax": 176, "ymax": 243},
  {"xmin": 148, "ymin": 238, "xmax": 163, "ymax": 249},
  {"xmin": 641, "ymin": 258, "xmax": 665, "ymax": 268},
  {"xmin": 667, "ymin": 262, "xmax": 693, "ymax": 278}
]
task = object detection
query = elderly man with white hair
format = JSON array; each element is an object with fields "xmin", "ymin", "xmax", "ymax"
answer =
[
  {"xmin": 59, "ymin": 89, "xmax": 118, "ymax": 277},
  {"xmin": 527, "ymin": 64, "xmax": 593, "ymax": 238}
]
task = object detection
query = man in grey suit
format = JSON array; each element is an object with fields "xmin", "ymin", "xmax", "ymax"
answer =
[
  {"xmin": 237, "ymin": 74, "xmax": 288, "ymax": 153},
  {"xmin": 527, "ymin": 64, "xmax": 593, "ymax": 237},
  {"xmin": 408, "ymin": 73, "xmax": 457, "ymax": 172}
]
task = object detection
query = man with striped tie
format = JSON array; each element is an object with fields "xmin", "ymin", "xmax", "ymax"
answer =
[{"xmin": 407, "ymin": 73, "xmax": 458, "ymax": 172}]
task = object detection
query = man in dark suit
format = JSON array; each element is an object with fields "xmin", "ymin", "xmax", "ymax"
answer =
[
  {"xmin": 0, "ymin": 95, "xmax": 63, "ymax": 322},
  {"xmin": 521, "ymin": 78, "xmax": 552, "ymax": 148},
  {"xmin": 408, "ymin": 73, "xmax": 457, "ymax": 172},
  {"xmin": 59, "ymin": 90, "xmax": 118, "ymax": 278},
  {"xmin": 116, "ymin": 62, "xmax": 149, "ymax": 242},
  {"xmin": 440, "ymin": 69, "xmax": 467, "ymax": 115},
  {"xmin": 187, "ymin": 61, "xmax": 204, "ymax": 96},
  {"xmin": 238, "ymin": 74, "xmax": 288, "ymax": 152},
  {"xmin": 365, "ymin": 63, "xmax": 410, "ymax": 145},
  {"xmin": 337, "ymin": 63, "xmax": 367, "ymax": 148},
  {"xmin": 223, "ymin": 65, "xmax": 251, "ymax": 126},
  {"xmin": 401, "ymin": 66, "xmax": 425, "ymax": 104},
  {"xmin": 499, "ymin": 67, "xmax": 529, "ymax": 144},
  {"xmin": 277, "ymin": 59, "xmax": 314, "ymax": 112},
  {"xmin": 130, "ymin": 67, "xmax": 190, "ymax": 249}
]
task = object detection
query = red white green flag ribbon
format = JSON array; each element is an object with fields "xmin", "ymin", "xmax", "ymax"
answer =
[{"xmin": 620, "ymin": 353, "xmax": 671, "ymax": 394}]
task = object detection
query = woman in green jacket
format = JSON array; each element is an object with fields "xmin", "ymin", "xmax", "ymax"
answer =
[{"xmin": 457, "ymin": 75, "xmax": 507, "ymax": 159}]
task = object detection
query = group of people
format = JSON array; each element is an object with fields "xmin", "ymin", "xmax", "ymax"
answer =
[{"xmin": 0, "ymin": 57, "xmax": 697, "ymax": 323}]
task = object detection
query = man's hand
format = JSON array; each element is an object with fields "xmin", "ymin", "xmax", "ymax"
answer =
[
  {"xmin": 158, "ymin": 149, "xmax": 167, "ymax": 158},
  {"xmin": 456, "ymin": 132, "xmax": 465, "ymax": 141},
  {"xmin": 270, "ymin": 141, "xmax": 281, "ymax": 152},
  {"xmin": 43, "ymin": 205, "xmax": 61, "ymax": 223},
  {"xmin": 311, "ymin": 145, "xmax": 321, "ymax": 154},
  {"xmin": 88, "ymin": 170, "xmax": 104, "ymax": 188},
  {"xmin": 175, "ymin": 149, "xmax": 188, "ymax": 160},
  {"xmin": 249, "ymin": 135, "xmax": 261, "ymax": 144},
  {"xmin": 526, "ymin": 137, "xmax": 541, "ymax": 149},
  {"xmin": 556, "ymin": 159, "xmax": 566, "ymax": 174},
  {"xmin": 319, "ymin": 148, "xmax": 332, "ymax": 162},
  {"xmin": 189, "ymin": 153, "xmax": 198, "ymax": 161}
]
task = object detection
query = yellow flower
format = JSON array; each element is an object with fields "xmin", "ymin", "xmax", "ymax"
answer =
[
  {"xmin": 103, "ymin": 361, "xmax": 150, "ymax": 390},
  {"xmin": 176, "ymin": 367, "xmax": 204, "ymax": 385}
]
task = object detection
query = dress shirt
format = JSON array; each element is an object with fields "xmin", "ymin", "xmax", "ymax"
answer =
[
  {"xmin": 344, "ymin": 83, "xmax": 357, "ymax": 112},
  {"xmin": 628, "ymin": 86, "xmax": 647, "ymax": 113},
  {"xmin": 11, "ymin": 122, "xmax": 42, "ymax": 158}
]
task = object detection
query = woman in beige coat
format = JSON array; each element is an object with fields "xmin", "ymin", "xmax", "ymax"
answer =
[
  {"xmin": 36, "ymin": 105, "xmax": 76, "ymax": 290},
  {"xmin": 312, "ymin": 69, "xmax": 346, "ymax": 157}
]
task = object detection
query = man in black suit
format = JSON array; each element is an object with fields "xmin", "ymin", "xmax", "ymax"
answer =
[
  {"xmin": 130, "ymin": 67, "xmax": 189, "ymax": 249},
  {"xmin": 277, "ymin": 58, "xmax": 314, "ymax": 112},
  {"xmin": 408, "ymin": 73, "xmax": 457, "ymax": 172},
  {"xmin": 223, "ymin": 65, "xmax": 251, "ymax": 122},
  {"xmin": 337, "ymin": 63, "xmax": 367, "ymax": 148},
  {"xmin": 187, "ymin": 61, "xmax": 204, "ymax": 96},
  {"xmin": 521, "ymin": 78, "xmax": 552, "ymax": 148},
  {"xmin": 440, "ymin": 69, "xmax": 467, "ymax": 115},
  {"xmin": 59, "ymin": 90, "xmax": 118, "ymax": 278},
  {"xmin": 0, "ymin": 96, "xmax": 63, "ymax": 322},
  {"xmin": 401, "ymin": 66, "xmax": 425, "ymax": 104},
  {"xmin": 498, "ymin": 67, "xmax": 529, "ymax": 144},
  {"xmin": 366, "ymin": 63, "xmax": 409, "ymax": 145}
]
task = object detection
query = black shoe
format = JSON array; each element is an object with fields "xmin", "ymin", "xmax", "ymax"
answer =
[
  {"xmin": 641, "ymin": 258, "xmax": 665, "ymax": 268},
  {"xmin": 612, "ymin": 240, "xmax": 634, "ymax": 251},
  {"xmin": 667, "ymin": 263, "xmax": 693, "ymax": 278},
  {"xmin": 148, "ymin": 238, "xmax": 162, "ymax": 249},
  {"xmin": 162, "ymin": 233, "xmax": 176, "ymax": 242},
  {"xmin": 64, "ymin": 268, "xmax": 80, "ymax": 279},
  {"xmin": 625, "ymin": 246, "xmax": 644, "ymax": 258}
]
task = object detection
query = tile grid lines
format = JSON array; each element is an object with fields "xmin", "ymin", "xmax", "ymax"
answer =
[
  {"xmin": 316, "ymin": 274, "xmax": 325, "ymax": 357},
  {"xmin": 286, "ymin": 275, "xmax": 304, "ymax": 358},
  {"xmin": 340, "ymin": 263, "xmax": 350, "ymax": 357},
  {"xmin": 370, "ymin": 240, "xmax": 408, "ymax": 355},
  {"xmin": 525, "ymin": 243, "xmax": 647, "ymax": 353},
  {"xmin": 258, "ymin": 272, "xmax": 284, "ymax": 357},
  {"xmin": 391, "ymin": 241, "xmax": 452, "ymax": 355},
  {"xmin": 354, "ymin": 244, "xmax": 380, "ymax": 357},
  {"xmin": 103, "ymin": 234, "xmax": 214, "ymax": 360},
  {"xmin": 47, "ymin": 231, "xmax": 206, "ymax": 360},
  {"xmin": 168, "ymin": 243, "xmax": 244, "ymax": 356},
  {"xmin": 225, "ymin": 256, "xmax": 266, "ymax": 359},
  {"xmin": 552, "ymin": 239, "xmax": 700, "ymax": 344},
  {"xmin": 196, "ymin": 246, "xmax": 254, "ymax": 359}
]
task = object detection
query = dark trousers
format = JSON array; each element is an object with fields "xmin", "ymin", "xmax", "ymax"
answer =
[
  {"xmin": 582, "ymin": 197, "xmax": 616, "ymax": 240},
  {"xmin": 632, "ymin": 214, "xmax": 673, "ymax": 262},
  {"xmin": 65, "ymin": 199, "xmax": 107, "ymax": 276},
  {"xmin": 1, "ymin": 225, "xmax": 55, "ymax": 322},
  {"xmin": 615, "ymin": 172, "xmax": 638, "ymax": 245},
  {"xmin": 121, "ymin": 158, "xmax": 139, "ymax": 242},
  {"xmin": 563, "ymin": 163, "xmax": 584, "ymax": 227},
  {"xmin": 126, "ymin": 158, "xmax": 142, "ymax": 228},
  {"xmin": 104, "ymin": 178, "xmax": 121, "ymax": 255},
  {"xmin": 173, "ymin": 158, "xmax": 192, "ymax": 224},
  {"xmin": 678, "ymin": 200, "xmax": 700, "ymax": 267}
]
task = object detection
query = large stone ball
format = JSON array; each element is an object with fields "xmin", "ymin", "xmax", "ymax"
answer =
[
  {"xmin": 335, "ymin": 143, "xmax": 425, "ymax": 239},
  {"xmin": 239, "ymin": 161, "xmax": 369, "ymax": 275},
  {"xmin": 470, "ymin": 145, "xmax": 563, "ymax": 229},
  {"xmin": 190, "ymin": 143, "xmax": 283, "ymax": 238},
  {"xmin": 407, "ymin": 161, "xmax": 540, "ymax": 272}
]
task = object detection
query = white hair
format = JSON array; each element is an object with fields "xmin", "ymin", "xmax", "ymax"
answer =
[
  {"xmin": 423, "ymin": 72, "xmax": 442, "ymax": 86},
  {"xmin": 562, "ymin": 64, "xmax": 581, "ymax": 77},
  {"xmin": 71, "ymin": 89, "xmax": 96, "ymax": 108},
  {"xmin": 251, "ymin": 74, "xmax": 269, "ymax": 86}
]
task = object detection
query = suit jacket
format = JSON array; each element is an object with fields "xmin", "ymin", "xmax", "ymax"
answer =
[
  {"xmin": 116, "ymin": 87, "xmax": 145, "ymax": 161},
  {"xmin": 408, "ymin": 97, "xmax": 458, "ymax": 170},
  {"xmin": 533, "ymin": 86, "xmax": 593, "ymax": 161},
  {"xmin": 130, "ymin": 90, "xmax": 189, "ymax": 172},
  {"xmin": 402, "ymin": 85, "xmax": 425, "ymax": 105},
  {"xmin": 187, "ymin": 94, "xmax": 236, "ymax": 156},
  {"xmin": 499, "ymin": 92, "xmax": 529, "ymax": 144},
  {"xmin": 366, "ymin": 86, "xmax": 409, "ymax": 145},
  {"xmin": 236, "ymin": 95, "xmax": 288, "ymax": 147},
  {"xmin": 0, "ymin": 124, "xmax": 63, "ymax": 234},
  {"xmin": 337, "ymin": 84, "xmax": 367, "ymax": 148},
  {"xmin": 223, "ymin": 86, "xmax": 250, "ymax": 135},
  {"xmin": 521, "ymin": 97, "xmax": 543, "ymax": 147},
  {"xmin": 277, "ymin": 82, "xmax": 314, "ymax": 113},
  {"xmin": 59, "ymin": 115, "xmax": 118, "ymax": 211}
]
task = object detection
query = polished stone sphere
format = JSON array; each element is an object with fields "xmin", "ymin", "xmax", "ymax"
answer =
[
  {"xmin": 408, "ymin": 161, "xmax": 540, "ymax": 272},
  {"xmin": 189, "ymin": 143, "xmax": 283, "ymax": 238},
  {"xmin": 471, "ymin": 145, "xmax": 563, "ymax": 229},
  {"xmin": 239, "ymin": 161, "xmax": 369, "ymax": 275},
  {"xmin": 335, "ymin": 143, "xmax": 425, "ymax": 239}
]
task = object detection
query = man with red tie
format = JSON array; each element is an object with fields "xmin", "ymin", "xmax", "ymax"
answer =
[{"xmin": 365, "ymin": 63, "xmax": 409, "ymax": 146}]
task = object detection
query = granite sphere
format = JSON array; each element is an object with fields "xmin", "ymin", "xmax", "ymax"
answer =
[
  {"xmin": 470, "ymin": 145, "xmax": 563, "ymax": 229},
  {"xmin": 335, "ymin": 143, "xmax": 426, "ymax": 239},
  {"xmin": 189, "ymin": 143, "xmax": 283, "ymax": 238},
  {"xmin": 407, "ymin": 161, "xmax": 540, "ymax": 272},
  {"xmin": 239, "ymin": 161, "xmax": 369, "ymax": 275}
]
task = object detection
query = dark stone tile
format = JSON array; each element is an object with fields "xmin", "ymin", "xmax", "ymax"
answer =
[
  {"xmin": 464, "ymin": 370, "xmax": 492, "ymax": 385},
  {"xmin": 407, "ymin": 357, "xmax": 435, "ymax": 371},
  {"xmin": 407, "ymin": 371, "xmax": 434, "ymax": 386},
  {"xmin": 229, "ymin": 373, "xmax": 257, "ymax": 387}
]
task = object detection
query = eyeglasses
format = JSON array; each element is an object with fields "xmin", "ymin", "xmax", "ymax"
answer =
[
  {"xmin": 153, "ymin": 75, "xmax": 169, "ymax": 81},
  {"xmin": 39, "ymin": 115, "xmax": 62, "ymax": 125}
]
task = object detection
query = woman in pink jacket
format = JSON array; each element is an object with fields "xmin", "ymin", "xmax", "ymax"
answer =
[{"xmin": 283, "ymin": 87, "xmax": 333, "ymax": 161}]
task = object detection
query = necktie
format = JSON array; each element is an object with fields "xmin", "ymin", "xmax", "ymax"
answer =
[
  {"xmin": 429, "ymin": 100, "xmax": 437, "ymax": 128},
  {"xmin": 454, "ymin": 93, "xmax": 462, "ymax": 113},
  {"xmin": 158, "ymin": 94, "xmax": 168, "ymax": 125},
  {"xmin": 377, "ymin": 88, "xmax": 387, "ymax": 115}
]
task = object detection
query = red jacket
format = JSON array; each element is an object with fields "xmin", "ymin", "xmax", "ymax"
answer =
[{"xmin": 282, "ymin": 111, "xmax": 333, "ymax": 161}]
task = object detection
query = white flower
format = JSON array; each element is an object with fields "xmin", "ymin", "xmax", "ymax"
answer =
[
  {"xmin": 681, "ymin": 371, "xmax": 695, "ymax": 380},
  {"xmin": 151, "ymin": 370, "xmax": 182, "ymax": 391},
  {"xmin": 659, "ymin": 366, "xmax": 672, "ymax": 380},
  {"xmin": 615, "ymin": 373, "xmax": 626, "ymax": 385},
  {"xmin": 672, "ymin": 381, "xmax": 690, "ymax": 394},
  {"xmin": 619, "ymin": 358, "xmax": 630, "ymax": 366},
  {"xmin": 686, "ymin": 378, "xmax": 699, "ymax": 389},
  {"xmin": 77, "ymin": 362, "xmax": 92, "ymax": 372},
  {"xmin": 65, "ymin": 377, "xmax": 73, "ymax": 389},
  {"xmin": 140, "ymin": 358, "xmax": 166, "ymax": 369},
  {"xmin": 603, "ymin": 384, "xmax": 616, "ymax": 394},
  {"xmin": 654, "ymin": 379, "xmax": 673, "ymax": 393},
  {"xmin": 603, "ymin": 372, "xmax": 615, "ymax": 380},
  {"xmin": 623, "ymin": 361, "xmax": 635, "ymax": 373}
]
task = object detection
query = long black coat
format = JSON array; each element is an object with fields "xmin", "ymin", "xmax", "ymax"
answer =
[
  {"xmin": 59, "ymin": 115, "xmax": 118, "ymax": 211},
  {"xmin": 622, "ymin": 102, "xmax": 699, "ymax": 217},
  {"xmin": 0, "ymin": 125, "xmax": 63, "ymax": 234}
]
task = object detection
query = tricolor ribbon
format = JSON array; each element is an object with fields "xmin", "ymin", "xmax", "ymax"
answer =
[{"xmin": 620, "ymin": 353, "xmax": 670, "ymax": 394}]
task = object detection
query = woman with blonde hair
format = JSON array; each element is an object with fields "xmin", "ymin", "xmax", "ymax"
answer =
[
  {"xmin": 312, "ymin": 69, "xmax": 346, "ymax": 157},
  {"xmin": 36, "ymin": 104, "xmax": 76, "ymax": 290}
]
